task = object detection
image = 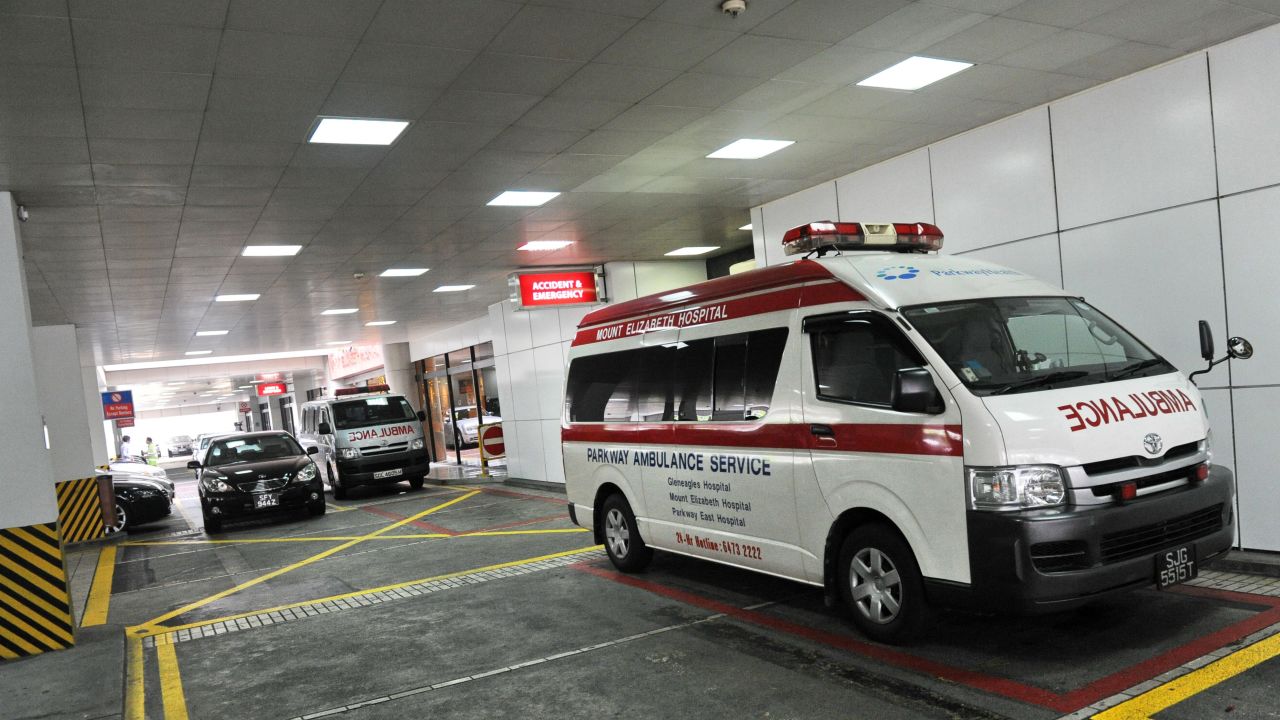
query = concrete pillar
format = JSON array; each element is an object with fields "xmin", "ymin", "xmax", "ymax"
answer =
[
  {"xmin": 267, "ymin": 395, "xmax": 285, "ymax": 432},
  {"xmin": 32, "ymin": 325, "xmax": 97, "ymax": 482},
  {"xmin": 383, "ymin": 342, "xmax": 417, "ymax": 410},
  {"xmin": 81, "ymin": 364, "xmax": 110, "ymax": 466},
  {"xmin": 0, "ymin": 192, "xmax": 75, "ymax": 657}
]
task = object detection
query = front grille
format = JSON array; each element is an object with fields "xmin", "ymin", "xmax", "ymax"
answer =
[
  {"xmin": 234, "ymin": 478, "xmax": 287, "ymax": 492},
  {"xmin": 361, "ymin": 442, "xmax": 409, "ymax": 456},
  {"xmin": 1030, "ymin": 540, "xmax": 1089, "ymax": 573},
  {"xmin": 1100, "ymin": 504, "xmax": 1223, "ymax": 564},
  {"xmin": 1090, "ymin": 465, "xmax": 1198, "ymax": 497},
  {"xmin": 1082, "ymin": 441, "xmax": 1199, "ymax": 476}
]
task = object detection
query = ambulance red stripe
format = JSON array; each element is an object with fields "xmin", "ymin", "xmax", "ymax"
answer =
[{"xmin": 561, "ymin": 423, "xmax": 963, "ymax": 457}]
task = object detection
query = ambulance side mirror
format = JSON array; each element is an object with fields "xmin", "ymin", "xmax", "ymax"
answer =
[
  {"xmin": 1227, "ymin": 336, "xmax": 1253, "ymax": 360},
  {"xmin": 892, "ymin": 368, "xmax": 944, "ymax": 415},
  {"xmin": 1198, "ymin": 320, "xmax": 1214, "ymax": 362},
  {"xmin": 1190, "ymin": 320, "xmax": 1252, "ymax": 385},
  {"xmin": 416, "ymin": 410, "xmax": 426, "ymax": 422},
  {"xmin": 318, "ymin": 422, "xmax": 332, "ymax": 436}
]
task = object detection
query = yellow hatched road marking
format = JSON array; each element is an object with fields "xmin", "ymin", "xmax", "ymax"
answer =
[
  {"xmin": 125, "ymin": 635, "xmax": 144, "ymax": 720},
  {"xmin": 1094, "ymin": 630, "xmax": 1280, "ymax": 719},
  {"xmin": 123, "ymin": 527, "xmax": 585, "ymax": 546},
  {"xmin": 82, "ymin": 545, "xmax": 117, "ymax": 626},
  {"xmin": 139, "ymin": 545, "xmax": 600, "ymax": 637},
  {"xmin": 156, "ymin": 635, "xmax": 190, "ymax": 720},
  {"xmin": 133, "ymin": 490, "xmax": 480, "ymax": 632}
]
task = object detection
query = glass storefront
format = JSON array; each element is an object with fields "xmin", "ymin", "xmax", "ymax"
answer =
[{"xmin": 416, "ymin": 342, "xmax": 500, "ymax": 466}]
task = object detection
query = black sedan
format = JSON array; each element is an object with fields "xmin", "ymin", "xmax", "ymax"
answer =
[
  {"xmin": 102, "ymin": 470, "xmax": 173, "ymax": 533},
  {"xmin": 190, "ymin": 431, "xmax": 326, "ymax": 533}
]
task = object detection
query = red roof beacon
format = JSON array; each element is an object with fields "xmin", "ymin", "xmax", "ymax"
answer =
[{"xmin": 781, "ymin": 221, "xmax": 943, "ymax": 256}]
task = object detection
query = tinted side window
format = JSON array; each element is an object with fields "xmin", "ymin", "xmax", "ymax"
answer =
[
  {"xmin": 566, "ymin": 350, "xmax": 639, "ymax": 422},
  {"xmin": 809, "ymin": 314, "xmax": 924, "ymax": 406},
  {"xmin": 743, "ymin": 328, "xmax": 788, "ymax": 418}
]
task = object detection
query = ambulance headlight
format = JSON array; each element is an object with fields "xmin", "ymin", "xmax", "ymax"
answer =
[
  {"xmin": 410, "ymin": 438, "xmax": 424, "ymax": 450},
  {"xmin": 338, "ymin": 448, "xmax": 360, "ymax": 460},
  {"xmin": 967, "ymin": 466, "xmax": 1066, "ymax": 510}
]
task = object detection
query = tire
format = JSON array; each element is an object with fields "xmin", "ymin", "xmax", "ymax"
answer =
[
  {"xmin": 601, "ymin": 494, "xmax": 652, "ymax": 573},
  {"xmin": 408, "ymin": 476, "xmax": 424, "ymax": 490},
  {"xmin": 202, "ymin": 504, "xmax": 222, "ymax": 534},
  {"xmin": 329, "ymin": 463, "xmax": 348, "ymax": 500},
  {"xmin": 837, "ymin": 524, "xmax": 931, "ymax": 644},
  {"xmin": 108, "ymin": 501, "xmax": 129, "ymax": 534}
]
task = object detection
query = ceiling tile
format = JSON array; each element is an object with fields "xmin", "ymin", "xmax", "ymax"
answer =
[
  {"xmin": 189, "ymin": 165, "xmax": 285, "ymax": 188},
  {"xmin": 565, "ymin": 130, "xmax": 665, "ymax": 155},
  {"xmin": 752, "ymin": 0, "xmax": 911, "ymax": 43},
  {"xmin": 200, "ymin": 110, "xmax": 316, "ymax": 143},
  {"xmin": 524, "ymin": 0, "xmax": 664, "ymax": 19},
  {"xmin": 225, "ymin": 0, "xmax": 382, "ymax": 38},
  {"xmin": 487, "ymin": 4, "xmax": 637, "ymax": 61},
  {"xmin": 1078, "ymin": 0, "xmax": 1277, "ymax": 51},
  {"xmin": 0, "ymin": 106, "xmax": 85, "ymax": 137},
  {"xmin": 7, "ymin": 163, "xmax": 93, "ymax": 186},
  {"xmin": 194, "ymin": 140, "xmax": 298, "ymax": 166},
  {"xmin": 602, "ymin": 104, "xmax": 708, "ymax": 133},
  {"xmin": 514, "ymin": 97, "xmax": 629, "ymax": 131},
  {"xmin": 215, "ymin": 30, "xmax": 356, "ymax": 81},
  {"xmin": 0, "ymin": 66, "xmax": 81, "ymax": 108},
  {"xmin": 0, "ymin": 137, "xmax": 89, "ymax": 164},
  {"xmin": 452, "ymin": 53, "xmax": 583, "ymax": 95},
  {"xmin": 486, "ymin": 125, "xmax": 587, "ymax": 154},
  {"xmin": 995, "ymin": 29, "xmax": 1125, "ymax": 72},
  {"xmin": 69, "ymin": 0, "xmax": 229, "ymax": 27},
  {"xmin": 420, "ymin": 91, "xmax": 543, "ymax": 125},
  {"xmin": 363, "ymin": 0, "xmax": 521, "ymax": 51},
  {"xmin": 185, "ymin": 186, "xmax": 273, "ymax": 206},
  {"xmin": 85, "ymin": 108, "xmax": 203, "ymax": 141},
  {"xmin": 0, "ymin": 14, "xmax": 74, "ymax": 66},
  {"xmin": 923, "ymin": 16, "xmax": 1063, "ymax": 63},
  {"xmin": 647, "ymin": 0, "xmax": 796, "ymax": 30},
  {"xmin": 96, "ymin": 186, "xmax": 187, "ymax": 206},
  {"xmin": 594, "ymin": 20, "xmax": 739, "ymax": 72},
  {"xmin": 641, "ymin": 73, "xmax": 765, "ymax": 108},
  {"xmin": 89, "ymin": 138, "xmax": 196, "ymax": 165},
  {"xmin": 71, "ymin": 18, "xmax": 221, "ymax": 73},
  {"xmin": 206, "ymin": 75, "xmax": 331, "ymax": 115},
  {"xmin": 929, "ymin": 0, "xmax": 1024, "ymax": 12},
  {"xmin": 93, "ymin": 163, "xmax": 191, "ymax": 187},
  {"xmin": 1000, "ymin": 0, "xmax": 1136, "ymax": 27},
  {"xmin": 320, "ymin": 83, "xmax": 440, "ymax": 119},
  {"xmin": 78, "ymin": 69, "xmax": 212, "ymax": 111},
  {"xmin": 289, "ymin": 145, "xmax": 388, "ymax": 168},
  {"xmin": 339, "ymin": 42, "xmax": 476, "ymax": 88},
  {"xmin": 553, "ymin": 63, "xmax": 681, "ymax": 103}
]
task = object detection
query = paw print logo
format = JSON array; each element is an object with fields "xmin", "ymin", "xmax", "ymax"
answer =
[{"xmin": 876, "ymin": 265, "xmax": 919, "ymax": 281}]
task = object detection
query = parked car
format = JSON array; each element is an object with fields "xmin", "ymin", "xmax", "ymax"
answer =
[
  {"xmin": 190, "ymin": 431, "xmax": 325, "ymax": 533},
  {"xmin": 167, "ymin": 435, "xmax": 193, "ymax": 457},
  {"xmin": 107, "ymin": 458, "xmax": 172, "ymax": 493},
  {"xmin": 443, "ymin": 405, "xmax": 501, "ymax": 449},
  {"xmin": 100, "ymin": 469, "xmax": 173, "ymax": 533}
]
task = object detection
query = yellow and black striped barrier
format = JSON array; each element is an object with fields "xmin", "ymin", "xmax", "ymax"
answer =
[
  {"xmin": 0, "ymin": 521, "xmax": 74, "ymax": 659},
  {"xmin": 55, "ymin": 477, "xmax": 105, "ymax": 544}
]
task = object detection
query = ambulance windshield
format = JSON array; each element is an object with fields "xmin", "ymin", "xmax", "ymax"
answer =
[
  {"xmin": 332, "ymin": 396, "xmax": 416, "ymax": 430},
  {"xmin": 902, "ymin": 297, "xmax": 1174, "ymax": 396}
]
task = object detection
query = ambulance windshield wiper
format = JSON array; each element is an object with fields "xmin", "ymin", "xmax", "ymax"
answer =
[
  {"xmin": 975, "ymin": 370, "xmax": 1090, "ymax": 395},
  {"xmin": 1106, "ymin": 358, "xmax": 1168, "ymax": 382}
]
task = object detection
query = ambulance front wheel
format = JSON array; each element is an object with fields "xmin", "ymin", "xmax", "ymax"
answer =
[
  {"xmin": 408, "ymin": 476, "xmax": 424, "ymax": 490},
  {"xmin": 838, "ymin": 523, "xmax": 931, "ymax": 644},
  {"xmin": 601, "ymin": 494, "xmax": 652, "ymax": 573},
  {"xmin": 329, "ymin": 462, "xmax": 348, "ymax": 500}
]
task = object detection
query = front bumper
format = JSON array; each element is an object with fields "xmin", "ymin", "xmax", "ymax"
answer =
[
  {"xmin": 204, "ymin": 481, "xmax": 323, "ymax": 518},
  {"xmin": 942, "ymin": 465, "xmax": 1235, "ymax": 613},
  {"xmin": 128, "ymin": 492, "xmax": 174, "ymax": 525},
  {"xmin": 336, "ymin": 449, "xmax": 431, "ymax": 487}
]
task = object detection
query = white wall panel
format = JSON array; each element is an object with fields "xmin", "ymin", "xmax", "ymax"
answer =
[
  {"xmin": 1219, "ymin": 186, "xmax": 1280, "ymax": 386},
  {"xmin": 758, "ymin": 182, "xmax": 838, "ymax": 266},
  {"xmin": 1051, "ymin": 55, "xmax": 1216, "ymax": 229},
  {"xmin": 1060, "ymin": 201, "xmax": 1228, "ymax": 385},
  {"xmin": 514, "ymin": 419, "xmax": 546, "ymax": 482},
  {"xmin": 558, "ymin": 305, "xmax": 592, "ymax": 344},
  {"xmin": 632, "ymin": 261, "xmax": 706, "ymax": 297},
  {"xmin": 529, "ymin": 306, "xmax": 562, "ymax": 348},
  {"xmin": 488, "ymin": 303, "xmax": 507, "ymax": 357},
  {"xmin": 605, "ymin": 262, "xmax": 638, "ymax": 302},
  {"xmin": 507, "ymin": 348, "xmax": 539, "ymax": 421},
  {"xmin": 533, "ymin": 343, "xmax": 566, "ymax": 421},
  {"xmin": 541, "ymin": 419, "xmax": 566, "ymax": 485},
  {"xmin": 932, "ymin": 109, "xmax": 1057, "ymax": 253},
  {"xmin": 503, "ymin": 417, "xmax": 523, "ymax": 479},
  {"xmin": 960, "ymin": 233, "xmax": 1062, "ymax": 288},
  {"xmin": 1232, "ymin": 387, "xmax": 1280, "ymax": 551},
  {"xmin": 1209, "ymin": 24, "xmax": 1280, "ymax": 195},
  {"xmin": 494, "ymin": 353, "xmax": 513, "ymax": 423},
  {"xmin": 502, "ymin": 301, "xmax": 533, "ymax": 353},
  {"xmin": 750, "ymin": 205, "xmax": 766, "ymax": 267},
  {"xmin": 834, "ymin": 148, "xmax": 934, "ymax": 225},
  {"xmin": 1200, "ymin": 387, "xmax": 1240, "ymax": 546}
]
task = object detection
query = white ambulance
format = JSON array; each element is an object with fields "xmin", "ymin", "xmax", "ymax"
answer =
[
  {"xmin": 298, "ymin": 385, "xmax": 431, "ymax": 499},
  {"xmin": 562, "ymin": 221, "xmax": 1250, "ymax": 642}
]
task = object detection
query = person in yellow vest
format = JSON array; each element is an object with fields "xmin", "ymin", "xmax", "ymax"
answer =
[{"xmin": 144, "ymin": 437, "xmax": 160, "ymax": 466}]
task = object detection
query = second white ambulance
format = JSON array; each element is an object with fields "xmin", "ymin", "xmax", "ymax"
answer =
[{"xmin": 562, "ymin": 221, "xmax": 1247, "ymax": 642}]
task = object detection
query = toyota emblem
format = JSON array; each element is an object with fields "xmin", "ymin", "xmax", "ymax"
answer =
[{"xmin": 1143, "ymin": 433, "xmax": 1163, "ymax": 455}]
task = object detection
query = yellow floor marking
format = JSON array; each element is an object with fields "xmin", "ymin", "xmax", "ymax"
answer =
[
  {"xmin": 141, "ymin": 545, "xmax": 601, "ymax": 637},
  {"xmin": 125, "ymin": 635, "xmax": 144, "ymax": 720},
  {"xmin": 457, "ymin": 528, "xmax": 589, "ymax": 537},
  {"xmin": 1094, "ymin": 631, "xmax": 1280, "ymax": 719},
  {"xmin": 82, "ymin": 545, "xmax": 117, "ymax": 626},
  {"xmin": 324, "ymin": 502, "xmax": 354, "ymax": 512},
  {"xmin": 132, "ymin": 490, "xmax": 480, "ymax": 632},
  {"xmin": 156, "ymin": 635, "xmax": 190, "ymax": 720}
]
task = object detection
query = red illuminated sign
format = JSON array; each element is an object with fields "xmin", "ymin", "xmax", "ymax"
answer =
[
  {"xmin": 515, "ymin": 270, "xmax": 599, "ymax": 308},
  {"xmin": 256, "ymin": 382, "xmax": 287, "ymax": 397},
  {"xmin": 255, "ymin": 372, "xmax": 284, "ymax": 383}
]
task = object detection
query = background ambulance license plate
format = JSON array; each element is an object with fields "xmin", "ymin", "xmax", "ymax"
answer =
[
  {"xmin": 373, "ymin": 468, "xmax": 403, "ymax": 479},
  {"xmin": 254, "ymin": 493, "xmax": 279, "ymax": 509},
  {"xmin": 1156, "ymin": 543, "xmax": 1197, "ymax": 589}
]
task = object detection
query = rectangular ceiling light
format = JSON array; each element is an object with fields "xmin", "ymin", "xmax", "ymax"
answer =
[
  {"xmin": 665, "ymin": 246, "xmax": 720, "ymax": 256},
  {"xmin": 366, "ymin": 320, "xmax": 397, "ymax": 326},
  {"xmin": 195, "ymin": 330, "xmax": 228, "ymax": 336},
  {"xmin": 518, "ymin": 240, "xmax": 574, "ymax": 251},
  {"xmin": 321, "ymin": 308, "xmax": 358, "ymax": 315},
  {"xmin": 707, "ymin": 139, "xmax": 794, "ymax": 159},
  {"xmin": 379, "ymin": 268, "xmax": 429, "ymax": 277},
  {"xmin": 215, "ymin": 293, "xmax": 259, "ymax": 302},
  {"xmin": 185, "ymin": 350, "xmax": 213, "ymax": 356},
  {"xmin": 242, "ymin": 245, "xmax": 302, "ymax": 257},
  {"xmin": 433, "ymin": 285, "xmax": 475, "ymax": 293},
  {"xmin": 739, "ymin": 224, "xmax": 752, "ymax": 231},
  {"xmin": 487, "ymin": 191, "xmax": 560, "ymax": 207},
  {"xmin": 857, "ymin": 56, "xmax": 973, "ymax": 90},
  {"xmin": 309, "ymin": 117, "xmax": 409, "ymax": 145},
  {"xmin": 326, "ymin": 340, "xmax": 351, "ymax": 345}
]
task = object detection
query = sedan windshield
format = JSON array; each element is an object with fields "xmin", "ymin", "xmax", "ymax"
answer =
[
  {"xmin": 902, "ymin": 297, "xmax": 1174, "ymax": 396},
  {"xmin": 206, "ymin": 435, "xmax": 303, "ymax": 466},
  {"xmin": 332, "ymin": 396, "xmax": 416, "ymax": 430}
]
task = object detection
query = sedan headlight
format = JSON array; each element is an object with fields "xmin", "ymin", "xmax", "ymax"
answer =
[
  {"xmin": 338, "ymin": 448, "xmax": 360, "ymax": 460},
  {"xmin": 202, "ymin": 475, "xmax": 234, "ymax": 493},
  {"xmin": 293, "ymin": 464, "xmax": 318, "ymax": 484},
  {"xmin": 410, "ymin": 438, "xmax": 424, "ymax": 450},
  {"xmin": 967, "ymin": 465, "xmax": 1066, "ymax": 511}
]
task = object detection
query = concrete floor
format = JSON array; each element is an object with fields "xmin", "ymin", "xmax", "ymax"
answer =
[{"xmin": 7, "ymin": 467, "xmax": 1280, "ymax": 720}]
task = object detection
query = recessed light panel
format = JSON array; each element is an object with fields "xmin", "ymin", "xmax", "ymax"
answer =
[
  {"xmin": 856, "ymin": 56, "xmax": 973, "ymax": 90},
  {"xmin": 321, "ymin": 308, "xmax": 358, "ymax": 315},
  {"xmin": 379, "ymin": 268, "xmax": 429, "ymax": 277},
  {"xmin": 366, "ymin": 320, "xmax": 397, "ymax": 326},
  {"xmin": 433, "ymin": 285, "xmax": 475, "ymax": 293},
  {"xmin": 309, "ymin": 117, "xmax": 409, "ymax": 145},
  {"xmin": 195, "ymin": 330, "xmax": 228, "ymax": 336},
  {"xmin": 739, "ymin": 224, "xmax": 752, "ymax": 231},
  {"xmin": 518, "ymin": 240, "xmax": 574, "ymax": 251},
  {"xmin": 487, "ymin": 191, "xmax": 560, "ymax": 207},
  {"xmin": 185, "ymin": 350, "xmax": 212, "ymax": 356},
  {"xmin": 665, "ymin": 246, "xmax": 720, "ymax": 256},
  {"xmin": 215, "ymin": 294, "xmax": 260, "ymax": 302},
  {"xmin": 326, "ymin": 340, "xmax": 351, "ymax": 345},
  {"xmin": 707, "ymin": 139, "xmax": 794, "ymax": 159},
  {"xmin": 242, "ymin": 245, "xmax": 302, "ymax": 257}
]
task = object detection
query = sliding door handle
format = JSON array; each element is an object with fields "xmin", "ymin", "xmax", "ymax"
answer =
[{"xmin": 809, "ymin": 423, "xmax": 834, "ymax": 437}]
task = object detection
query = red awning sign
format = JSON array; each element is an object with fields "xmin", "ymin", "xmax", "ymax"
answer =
[{"xmin": 256, "ymin": 382, "xmax": 287, "ymax": 397}]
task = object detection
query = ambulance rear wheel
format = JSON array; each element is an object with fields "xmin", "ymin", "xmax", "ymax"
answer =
[
  {"xmin": 838, "ymin": 524, "xmax": 930, "ymax": 644},
  {"xmin": 329, "ymin": 463, "xmax": 348, "ymax": 500},
  {"xmin": 602, "ymin": 494, "xmax": 651, "ymax": 573}
]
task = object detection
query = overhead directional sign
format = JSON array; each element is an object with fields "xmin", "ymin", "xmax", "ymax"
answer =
[
  {"xmin": 510, "ymin": 266, "xmax": 605, "ymax": 310},
  {"xmin": 101, "ymin": 390, "xmax": 134, "ymax": 420}
]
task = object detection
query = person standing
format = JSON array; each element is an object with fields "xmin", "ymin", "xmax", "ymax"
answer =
[
  {"xmin": 119, "ymin": 435, "xmax": 134, "ymax": 460},
  {"xmin": 144, "ymin": 437, "xmax": 159, "ymax": 466}
]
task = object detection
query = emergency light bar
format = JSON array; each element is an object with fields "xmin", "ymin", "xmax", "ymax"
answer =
[
  {"xmin": 781, "ymin": 221, "xmax": 943, "ymax": 256},
  {"xmin": 334, "ymin": 384, "xmax": 390, "ymax": 397}
]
